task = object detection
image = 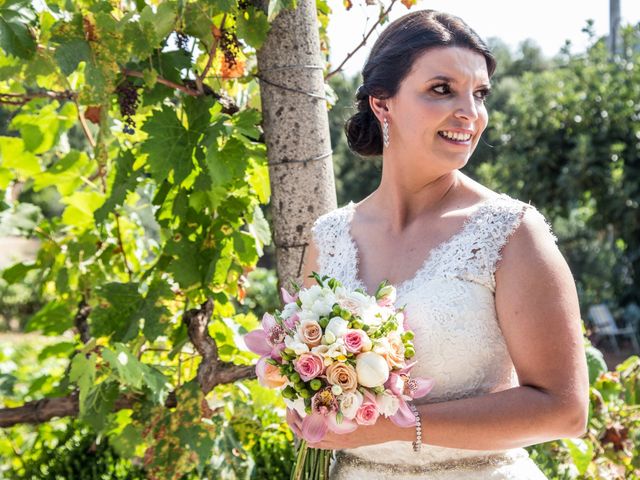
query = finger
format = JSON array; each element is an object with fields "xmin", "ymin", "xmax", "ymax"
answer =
[{"xmin": 286, "ymin": 409, "xmax": 303, "ymax": 437}]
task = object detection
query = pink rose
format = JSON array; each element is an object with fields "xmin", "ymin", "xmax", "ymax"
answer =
[
  {"xmin": 343, "ymin": 329, "xmax": 372, "ymax": 354},
  {"xmin": 294, "ymin": 352, "xmax": 325, "ymax": 381},
  {"xmin": 355, "ymin": 400, "xmax": 379, "ymax": 426}
]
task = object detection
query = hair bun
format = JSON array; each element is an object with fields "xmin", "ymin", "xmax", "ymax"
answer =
[{"xmin": 344, "ymin": 106, "xmax": 383, "ymax": 157}]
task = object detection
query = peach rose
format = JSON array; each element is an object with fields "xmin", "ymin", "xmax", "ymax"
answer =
[
  {"xmin": 298, "ymin": 319, "xmax": 322, "ymax": 347},
  {"xmin": 374, "ymin": 332, "xmax": 406, "ymax": 369},
  {"xmin": 326, "ymin": 362, "xmax": 358, "ymax": 393},
  {"xmin": 256, "ymin": 357, "xmax": 287, "ymax": 388}
]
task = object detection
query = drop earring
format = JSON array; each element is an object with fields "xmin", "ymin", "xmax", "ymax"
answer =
[{"xmin": 383, "ymin": 118, "xmax": 390, "ymax": 148}]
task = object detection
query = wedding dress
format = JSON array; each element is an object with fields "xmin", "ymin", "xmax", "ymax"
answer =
[{"xmin": 311, "ymin": 193, "xmax": 554, "ymax": 479}]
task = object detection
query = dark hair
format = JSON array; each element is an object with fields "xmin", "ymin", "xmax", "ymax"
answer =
[{"xmin": 344, "ymin": 10, "xmax": 496, "ymax": 156}]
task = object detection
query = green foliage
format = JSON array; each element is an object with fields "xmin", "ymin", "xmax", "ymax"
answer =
[
  {"xmin": 528, "ymin": 339, "xmax": 640, "ymax": 479},
  {"xmin": 0, "ymin": 0, "xmax": 306, "ymax": 476}
]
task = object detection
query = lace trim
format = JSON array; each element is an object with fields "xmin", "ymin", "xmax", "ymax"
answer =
[
  {"xmin": 332, "ymin": 449, "xmax": 528, "ymax": 475},
  {"xmin": 342, "ymin": 193, "xmax": 511, "ymax": 296}
]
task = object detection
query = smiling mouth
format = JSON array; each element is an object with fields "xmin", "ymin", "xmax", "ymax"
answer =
[{"xmin": 438, "ymin": 130, "xmax": 472, "ymax": 142}]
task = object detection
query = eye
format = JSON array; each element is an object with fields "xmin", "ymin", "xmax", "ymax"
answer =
[
  {"xmin": 474, "ymin": 88, "xmax": 492, "ymax": 101},
  {"xmin": 431, "ymin": 84, "xmax": 451, "ymax": 95}
]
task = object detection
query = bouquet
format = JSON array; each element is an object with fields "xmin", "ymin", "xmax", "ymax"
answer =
[{"xmin": 244, "ymin": 273, "xmax": 434, "ymax": 480}]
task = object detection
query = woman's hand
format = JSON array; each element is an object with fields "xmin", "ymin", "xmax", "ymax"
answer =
[{"xmin": 285, "ymin": 408, "xmax": 412, "ymax": 450}]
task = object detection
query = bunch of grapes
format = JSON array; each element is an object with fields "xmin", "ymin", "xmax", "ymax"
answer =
[
  {"xmin": 115, "ymin": 81, "xmax": 139, "ymax": 135},
  {"xmin": 219, "ymin": 28, "xmax": 240, "ymax": 72}
]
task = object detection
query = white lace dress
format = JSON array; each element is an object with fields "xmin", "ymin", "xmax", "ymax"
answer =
[{"xmin": 311, "ymin": 193, "xmax": 554, "ymax": 480}]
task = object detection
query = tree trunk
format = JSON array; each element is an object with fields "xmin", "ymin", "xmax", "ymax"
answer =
[{"xmin": 257, "ymin": 0, "xmax": 337, "ymax": 293}]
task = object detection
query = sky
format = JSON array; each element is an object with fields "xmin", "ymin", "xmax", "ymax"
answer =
[{"xmin": 326, "ymin": 0, "xmax": 640, "ymax": 77}]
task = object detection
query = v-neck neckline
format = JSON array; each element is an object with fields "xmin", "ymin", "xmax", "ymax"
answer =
[{"xmin": 343, "ymin": 194, "xmax": 505, "ymax": 296}]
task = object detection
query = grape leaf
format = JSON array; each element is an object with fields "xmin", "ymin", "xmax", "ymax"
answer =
[
  {"xmin": 94, "ymin": 150, "xmax": 139, "ymax": 224},
  {"xmin": 235, "ymin": 8, "xmax": 270, "ymax": 50},
  {"xmin": 141, "ymin": 106, "xmax": 194, "ymax": 184},
  {"xmin": 0, "ymin": 0, "xmax": 36, "ymax": 59},
  {"xmin": 54, "ymin": 38, "xmax": 91, "ymax": 75},
  {"xmin": 25, "ymin": 299, "xmax": 74, "ymax": 335}
]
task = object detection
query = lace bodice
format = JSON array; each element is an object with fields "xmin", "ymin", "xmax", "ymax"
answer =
[{"xmin": 311, "ymin": 193, "xmax": 556, "ymax": 476}]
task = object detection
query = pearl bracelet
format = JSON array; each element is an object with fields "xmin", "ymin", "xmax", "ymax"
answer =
[{"xmin": 408, "ymin": 402, "xmax": 422, "ymax": 452}]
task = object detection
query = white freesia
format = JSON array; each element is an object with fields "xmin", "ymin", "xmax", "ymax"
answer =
[
  {"xmin": 355, "ymin": 351, "xmax": 390, "ymax": 387},
  {"xmin": 281, "ymin": 302, "xmax": 299, "ymax": 320},
  {"xmin": 284, "ymin": 333, "xmax": 310, "ymax": 355},
  {"xmin": 339, "ymin": 390, "xmax": 364, "ymax": 419},
  {"xmin": 376, "ymin": 391, "xmax": 400, "ymax": 417},
  {"xmin": 361, "ymin": 304, "xmax": 384, "ymax": 327},
  {"xmin": 298, "ymin": 284, "xmax": 323, "ymax": 308},
  {"xmin": 326, "ymin": 317, "xmax": 349, "ymax": 340},
  {"xmin": 311, "ymin": 296, "xmax": 336, "ymax": 317}
]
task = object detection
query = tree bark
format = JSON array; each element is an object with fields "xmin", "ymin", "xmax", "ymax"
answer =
[{"xmin": 257, "ymin": 0, "xmax": 337, "ymax": 293}]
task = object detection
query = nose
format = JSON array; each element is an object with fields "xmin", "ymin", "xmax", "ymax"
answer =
[{"xmin": 454, "ymin": 92, "xmax": 479, "ymax": 121}]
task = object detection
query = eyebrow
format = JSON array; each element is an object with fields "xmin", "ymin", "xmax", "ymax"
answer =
[{"xmin": 427, "ymin": 75, "xmax": 492, "ymax": 89}]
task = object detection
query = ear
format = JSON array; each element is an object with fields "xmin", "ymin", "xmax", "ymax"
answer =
[{"xmin": 368, "ymin": 95, "xmax": 390, "ymax": 124}]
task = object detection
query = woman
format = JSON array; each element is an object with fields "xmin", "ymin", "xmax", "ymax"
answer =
[{"xmin": 288, "ymin": 9, "xmax": 589, "ymax": 479}]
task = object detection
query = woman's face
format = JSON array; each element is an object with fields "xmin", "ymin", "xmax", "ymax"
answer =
[{"xmin": 384, "ymin": 46, "xmax": 491, "ymax": 172}]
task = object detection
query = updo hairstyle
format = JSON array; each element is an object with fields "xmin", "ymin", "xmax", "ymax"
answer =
[{"xmin": 344, "ymin": 10, "xmax": 496, "ymax": 156}]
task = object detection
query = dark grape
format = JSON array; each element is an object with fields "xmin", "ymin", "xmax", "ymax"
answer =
[
  {"xmin": 219, "ymin": 28, "xmax": 240, "ymax": 71},
  {"xmin": 116, "ymin": 81, "xmax": 139, "ymax": 134}
]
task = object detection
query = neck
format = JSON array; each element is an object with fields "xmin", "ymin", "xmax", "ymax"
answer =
[{"xmin": 367, "ymin": 164, "xmax": 461, "ymax": 231}]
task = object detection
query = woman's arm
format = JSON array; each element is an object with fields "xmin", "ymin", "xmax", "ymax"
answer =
[{"xmin": 303, "ymin": 207, "xmax": 589, "ymax": 451}]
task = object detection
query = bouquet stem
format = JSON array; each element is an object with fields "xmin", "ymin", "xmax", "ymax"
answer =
[{"xmin": 290, "ymin": 440, "xmax": 332, "ymax": 480}]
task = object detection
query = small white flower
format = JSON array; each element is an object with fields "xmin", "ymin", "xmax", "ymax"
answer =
[
  {"xmin": 339, "ymin": 391, "xmax": 364, "ymax": 419},
  {"xmin": 331, "ymin": 385, "xmax": 343, "ymax": 396},
  {"xmin": 299, "ymin": 284, "xmax": 323, "ymax": 308},
  {"xmin": 284, "ymin": 333, "xmax": 310, "ymax": 355},
  {"xmin": 376, "ymin": 391, "xmax": 400, "ymax": 417},
  {"xmin": 281, "ymin": 302, "xmax": 299, "ymax": 320}
]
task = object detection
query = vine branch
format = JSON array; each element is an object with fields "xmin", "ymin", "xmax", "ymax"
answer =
[
  {"xmin": 0, "ymin": 299, "xmax": 256, "ymax": 428},
  {"xmin": 324, "ymin": 0, "xmax": 399, "ymax": 80}
]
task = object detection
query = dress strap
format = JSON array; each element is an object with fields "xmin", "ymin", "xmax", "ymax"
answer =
[
  {"xmin": 310, "ymin": 204, "xmax": 357, "ymax": 285},
  {"xmin": 466, "ymin": 196, "xmax": 558, "ymax": 292}
]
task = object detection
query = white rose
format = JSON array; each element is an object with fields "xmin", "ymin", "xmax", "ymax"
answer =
[
  {"xmin": 355, "ymin": 351, "xmax": 390, "ymax": 388},
  {"xmin": 376, "ymin": 391, "xmax": 400, "ymax": 417},
  {"xmin": 325, "ymin": 339, "xmax": 347, "ymax": 359},
  {"xmin": 284, "ymin": 333, "xmax": 310, "ymax": 355},
  {"xmin": 326, "ymin": 317, "xmax": 349, "ymax": 339},
  {"xmin": 339, "ymin": 391, "xmax": 364, "ymax": 420},
  {"xmin": 337, "ymin": 290, "xmax": 372, "ymax": 316}
]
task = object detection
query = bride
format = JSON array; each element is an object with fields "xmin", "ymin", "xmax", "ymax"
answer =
[{"xmin": 287, "ymin": 9, "xmax": 589, "ymax": 479}]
